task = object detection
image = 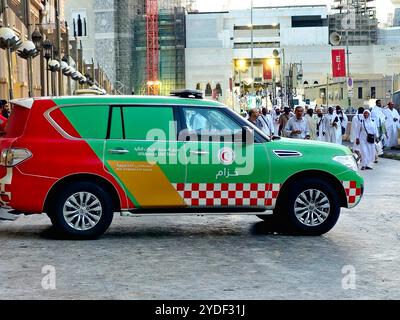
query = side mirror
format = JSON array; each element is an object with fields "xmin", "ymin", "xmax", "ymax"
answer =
[{"xmin": 242, "ymin": 126, "xmax": 254, "ymax": 145}]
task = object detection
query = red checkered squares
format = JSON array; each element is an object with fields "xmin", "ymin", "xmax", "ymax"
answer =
[
  {"xmin": 172, "ymin": 183, "xmax": 281, "ymax": 209},
  {"xmin": 342, "ymin": 181, "xmax": 362, "ymax": 208}
]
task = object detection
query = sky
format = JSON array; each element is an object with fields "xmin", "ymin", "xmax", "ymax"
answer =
[{"xmin": 195, "ymin": 0, "xmax": 395, "ymax": 24}]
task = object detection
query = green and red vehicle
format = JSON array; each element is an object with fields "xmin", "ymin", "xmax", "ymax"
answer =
[{"xmin": 0, "ymin": 92, "xmax": 364, "ymax": 239}]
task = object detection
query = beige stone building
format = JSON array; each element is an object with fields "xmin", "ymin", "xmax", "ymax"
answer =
[{"xmin": 0, "ymin": 0, "xmax": 51, "ymax": 100}]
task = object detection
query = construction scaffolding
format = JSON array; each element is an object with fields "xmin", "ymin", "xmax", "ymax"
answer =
[
  {"xmin": 329, "ymin": 0, "xmax": 378, "ymax": 46},
  {"xmin": 133, "ymin": 1, "xmax": 186, "ymax": 95}
]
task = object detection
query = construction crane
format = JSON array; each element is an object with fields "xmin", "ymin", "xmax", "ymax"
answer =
[{"xmin": 146, "ymin": 0, "xmax": 159, "ymax": 95}]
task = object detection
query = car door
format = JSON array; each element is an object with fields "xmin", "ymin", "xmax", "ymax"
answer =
[
  {"xmin": 104, "ymin": 105, "xmax": 187, "ymax": 209},
  {"xmin": 178, "ymin": 106, "xmax": 273, "ymax": 208}
]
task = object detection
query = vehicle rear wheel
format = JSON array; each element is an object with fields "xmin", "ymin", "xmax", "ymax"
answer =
[
  {"xmin": 276, "ymin": 178, "xmax": 341, "ymax": 236},
  {"xmin": 48, "ymin": 182, "xmax": 114, "ymax": 239}
]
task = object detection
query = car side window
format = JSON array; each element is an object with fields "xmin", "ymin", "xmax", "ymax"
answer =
[
  {"xmin": 182, "ymin": 108, "xmax": 242, "ymax": 136},
  {"xmin": 53, "ymin": 105, "xmax": 109, "ymax": 139},
  {"xmin": 122, "ymin": 106, "xmax": 175, "ymax": 141}
]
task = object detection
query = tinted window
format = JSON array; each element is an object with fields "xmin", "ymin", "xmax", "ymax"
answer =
[
  {"xmin": 57, "ymin": 105, "xmax": 109, "ymax": 139},
  {"xmin": 182, "ymin": 107, "xmax": 242, "ymax": 135},
  {"xmin": 123, "ymin": 106, "xmax": 174, "ymax": 140}
]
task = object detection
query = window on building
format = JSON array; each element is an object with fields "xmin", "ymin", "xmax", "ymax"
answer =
[
  {"xmin": 291, "ymin": 16, "xmax": 327, "ymax": 28},
  {"xmin": 216, "ymin": 83, "xmax": 222, "ymax": 96},
  {"xmin": 205, "ymin": 83, "xmax": 212, "ymax": 96},
  {"xmin": 314, "ymin": 81, "xmax": 319, "ymax": 85},
  {"xmin": 303, "ymin": 81, "xmax": 309, "ymax": 85},
  {"xmin": 371, "ymin": 87, "xmax": 376, "ymax": 99},
  {"xmin": 196, "ymin": 83, "xmax": 201, "ymax": 90},
  {"xmin": 358, "ymin": 87, "xmax": 363, "ymax": 99},
  {"xmin": 340, "ymin": 88, "xmax": 344, "ymax": 100}
]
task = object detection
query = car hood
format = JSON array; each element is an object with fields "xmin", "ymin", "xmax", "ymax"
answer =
[{"xmin": 269, "ymin": 138, "xmax": 352, "ymax": 156}]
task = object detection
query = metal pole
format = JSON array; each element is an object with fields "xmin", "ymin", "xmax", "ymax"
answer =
[
  {"xmin": 250, "ymin": 0, "xmax": 254, "ymax": 95},
  {"xmin": 65, "ymin": 23, "xmax": 71, "ymax": 95},
  {"xmin": 46, "ymin": 60, "xmax": 50, "ymax": 96},
  {"xmin": 25, "ymin": 0, "xmax": 34, "ymax": 97},
  {"xmin": 55, "ymin": 0, "xmax": 63, "ymax": 95},
  {"xmin": 326, "ymin": 74, "xmax": 329, "ymax": 108},
  {"xmin": 2, "ymin": 0, "xmax": 14, "ymax": 100}
]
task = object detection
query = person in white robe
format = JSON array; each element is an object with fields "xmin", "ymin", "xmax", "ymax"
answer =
[
  {"xmin": 383, "ymin": 102, "xmax": 399, "ymax": 149},
  {"xmin": 257, "ymin": 108, "xmax": 275, "ymax": 137},
  {"xmin": 356, "ymin": 110, "xmax": 378, "ymax": 170},
  {"xmin": 315, "ymin": 107, "xmax": 326, "ymax": 141},
  {"xmin": 370, "ymin": 100, "xmax": 387, "ymax": 161},
  {"xmin": 272, "ymin": 107, "xmax": 281, "ymax": 136},
  {"xmin": 304, "ymin": 108, "xmax": 318, "ymax": 140},
  {"xmin": 350, "ymin": 107, "xmax": 365, "ymax": 159},
  {"xmin": 324, "ymin": 107, "xmax": 341, "ymax": 144},
  {"xmin": 336, "ymin": 105, "xmax": 348, "ymax": 145}
]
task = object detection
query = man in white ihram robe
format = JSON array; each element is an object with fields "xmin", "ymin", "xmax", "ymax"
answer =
[
  {"xmin": 356, "ymin": 110, "xmax": 378, "ymax": 170},
  {"xmin": 324, "ymin": 107, "xmax": 341, "ymax": 144},
  {"xmin": 383, "ymin": 102, "xmax": 399, "ymax": 149},
  {"xmin": 350, "ymin": 107, "xmax": 365, "ymax": 157}
]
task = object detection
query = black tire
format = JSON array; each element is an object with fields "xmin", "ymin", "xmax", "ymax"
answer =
[
  {"xmin": 275, "ymin": 178, "xmax": 341, "ymax": 236},
  {"xmin": 48, "ymin": 181, "xmax": 114, "ymax": 240}
]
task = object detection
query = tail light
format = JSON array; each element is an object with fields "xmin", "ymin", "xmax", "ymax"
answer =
[{"xmin": 0, "ymin": 148, "xmax": 32, "ymax": 167}]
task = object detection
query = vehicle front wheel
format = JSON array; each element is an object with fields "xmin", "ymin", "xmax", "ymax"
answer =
[
  {"xmin": 48, "ymin": 182, "xmax": 114, "ymax": 239},
  {"xmin": 276, "ymin": 178, "xmax": 341, "ymax": 236}
]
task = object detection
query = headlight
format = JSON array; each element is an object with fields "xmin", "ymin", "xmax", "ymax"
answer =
[{"xmin": 333, "ymin": 155, "xmax": 358, "ymax": 172}]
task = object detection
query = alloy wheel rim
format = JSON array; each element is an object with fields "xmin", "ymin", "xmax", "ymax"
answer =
[
  {"xmin": 294, "ymin": 189, "xmax": 330, "ymax": 227},
  {"xmin": 63, "ymin": 192, "xmax": 102, "ymax": 231}
]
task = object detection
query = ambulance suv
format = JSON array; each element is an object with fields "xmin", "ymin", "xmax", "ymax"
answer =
[{"xmin": 0, "ymin": 92, "xmax": 364, "ymax": 239}]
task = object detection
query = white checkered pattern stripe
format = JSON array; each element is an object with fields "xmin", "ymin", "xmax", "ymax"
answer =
[
  {"xmin": 342, "ymin": 181, "xmax": 362, "ymax": 208},
  {"xmin": 172, "ymin": 183, "xmax": 281, "ymax": 208}
]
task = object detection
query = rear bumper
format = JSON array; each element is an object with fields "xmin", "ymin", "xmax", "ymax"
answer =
[{"xmin": 0, "ymin": 167, "xmax": 56, "ymax": 213}]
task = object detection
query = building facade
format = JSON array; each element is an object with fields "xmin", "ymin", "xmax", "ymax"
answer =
[{"xmin": 185, "ymin": 5, "xmax": 400, "ymax": 110}]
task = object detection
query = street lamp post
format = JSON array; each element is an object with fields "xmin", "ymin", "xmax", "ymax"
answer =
[
  {"xmin": 55, "ymin": 0, "xmax": 63, "ymax": 95},
  {"xmin": 16, "ymin": 40, "xmax": 38, "ymax": 97},
  {"xmin": 43, "ymin": 39, "xmax": 52, "ymax": 96},
  {"xmin": 250, "ymin": 0, "xmax": 254, "ymax": 95},
  {"xmin": 0, "ymin": 0, "xmax": 22, "ymax": 100},
  {"xmin": 48, "ymin": 59, "xmax": 60, "ymax": 96},
  {"xmin": 32, "ymin": 27, "xmax": 44, "ymax": 96}
]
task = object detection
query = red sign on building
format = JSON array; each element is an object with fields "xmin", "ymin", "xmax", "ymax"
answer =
[
  {"xmin": 263, "ymin": 63, "xmax": 272, "ymax": 80},
  {"xmin": 331, "ymin": 49, "xmax": 346, "ymax": 78}
]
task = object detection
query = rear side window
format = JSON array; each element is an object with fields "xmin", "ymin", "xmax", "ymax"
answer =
[
  {"xmin": 4, "ymin": 105, "xmax": 31, "ymax": 138},
  {"xmin": 52, "ymin": 105, "xmax": 109, "ymax": 139},
  {"xmin": 122, "ymin": 106, "xmax": 174, "ymax": 140}
]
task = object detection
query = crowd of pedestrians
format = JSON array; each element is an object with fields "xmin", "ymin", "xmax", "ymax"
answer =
[{"xmin": 244, "ymin": 99, "xmax": 400, "ymax": 170}]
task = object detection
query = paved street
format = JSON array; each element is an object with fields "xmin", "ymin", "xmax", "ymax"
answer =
[{"xmin": 0, "ymin": 158, "xmax": 399, "ymax": 300}]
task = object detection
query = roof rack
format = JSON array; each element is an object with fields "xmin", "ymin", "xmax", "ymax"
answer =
[{"xmin": 170, "ymin": 89, "xmax": 203, "ymax": 99}]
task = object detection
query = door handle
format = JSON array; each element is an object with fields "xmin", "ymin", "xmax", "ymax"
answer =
[
  {"xmin": 108, "ymin": 148, "xmax": 130, "ymax": 155},
  {"xmin": 190, "ymin": 150, "xmax": 209, "ymax": 155}
]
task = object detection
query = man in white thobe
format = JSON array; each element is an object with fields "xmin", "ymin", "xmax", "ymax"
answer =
[
  {"xmin": 272, "ymin": 107, "xmax": 281, "ymax": 136},
  {"xmin": 336, "ymin": 105, "xmax": 348, "ymax": 145},
  {"xmin": 257, "ymin": 107, "xmax": 275, "ymax": 137},
  {"xmin": 370, "ymin": 100, "xmax": 387, "ymax": 161},
  {"xmin": 383, "ymin": 102, "xmax": 399, "ymax": 149},
  {"xmin": 304, "ymin": 108, "xmax": 318, "ymax": 140},
  {"xmin": 315, "ymin": 107, "xmax": 326, "ymax": 141},
  {"xmin": 285, "ymin": 106, "xmax": 310, "ymax": 140},
  {"xmin": 350, "ymin": 107, "xmax": 365, "ymax": 159},
  {"xmin": 324, "ymin": 107, "xmax": 341, "ymax": 144}
]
